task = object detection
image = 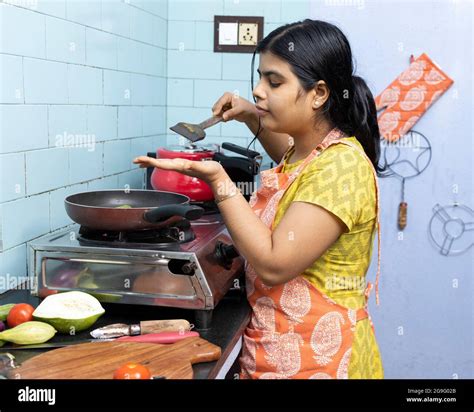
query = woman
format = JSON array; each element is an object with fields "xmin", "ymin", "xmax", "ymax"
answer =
[{"xmin": 134, "ymin": 19, "xmax": 384, "ymax": 379}]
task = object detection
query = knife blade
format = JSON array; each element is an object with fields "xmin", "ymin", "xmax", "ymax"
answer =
[
  {"xmin": 0, "ymin": 331, "xmax": 200, "ymax": 350},
  {"xmin": 90, "ymin": 319, "xmax": 192, "ymax": 339},
  {"xmin": 0, "ymin": 339, "xmax": 106, "ymax": 350}
]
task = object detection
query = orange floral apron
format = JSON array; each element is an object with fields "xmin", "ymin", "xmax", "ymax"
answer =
[{"xmin": 239, "ymin": 127, "xmax": 381, "ymax": 379}]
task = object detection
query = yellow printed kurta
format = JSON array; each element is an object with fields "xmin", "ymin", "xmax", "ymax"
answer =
[{"xmin": 274, "ymin": 136, "xmax": 384, "ymax": 378}]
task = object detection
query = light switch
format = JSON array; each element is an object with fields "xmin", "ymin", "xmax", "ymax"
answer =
[{"xmin": 218, "ymin": 22, "xmax": 238, "ymax": 45}]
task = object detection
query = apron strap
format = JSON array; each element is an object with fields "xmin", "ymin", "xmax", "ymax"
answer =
[
  {"xmin": 356, "ymin": 307, "xmax": 369, "ymax": 321},
  {"xmin": 372, "ymin": 168, "xmax": 382, "ymax": 306}
]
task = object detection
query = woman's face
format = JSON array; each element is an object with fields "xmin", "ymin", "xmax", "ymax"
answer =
[{"xmin": 252, "ymin": 52, "xmax": 318, "ymax": 137}]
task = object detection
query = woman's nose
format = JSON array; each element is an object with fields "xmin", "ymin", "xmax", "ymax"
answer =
[{"xmin": 252, "ymin": 80, "xmax": 266, "ymax": 101}]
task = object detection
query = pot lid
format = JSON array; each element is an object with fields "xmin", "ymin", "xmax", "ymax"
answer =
[{"xmin": 165, "ymin": 143, "xmax": 220, "ymax": 153}]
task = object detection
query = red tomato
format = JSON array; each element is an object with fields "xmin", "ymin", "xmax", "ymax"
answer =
[
  {"xmin": 113, "ymin": 363, "xmax": 152, "ymax": 380},
  {"xmin": 7, "ymin": 303, "xmax": 35, "ymax": 328}
]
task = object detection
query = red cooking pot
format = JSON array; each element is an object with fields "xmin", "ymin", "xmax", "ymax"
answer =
[{"xmin": 151, "ymin": 144, "xmax": 219, "ymax": 201}]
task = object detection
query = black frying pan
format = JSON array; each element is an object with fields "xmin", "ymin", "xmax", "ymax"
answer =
[{"xmin": 65, "ymin": 190, "xmax": 204, "ymax": 231}]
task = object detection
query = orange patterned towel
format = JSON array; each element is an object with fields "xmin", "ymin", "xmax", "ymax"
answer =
[{"xmin": 375, "ymin": 53, "xmax": 454, "ymax": 142}]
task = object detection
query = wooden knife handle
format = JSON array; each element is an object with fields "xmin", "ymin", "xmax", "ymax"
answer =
[
  {"xmin": 398, "ymin": 202, "xmax": 407, "ymax": 230},
  {"xmin": 140, "ymin": 319, "xmax": 192, "ymax": 334}
]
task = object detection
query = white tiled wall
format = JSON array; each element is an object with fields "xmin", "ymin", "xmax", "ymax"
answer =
[
  {"xmin": 165, "ymin": 0, "xmax": 310, "ymax": 149},
  {"xmin": 0, "ymin": 0, "xmax": 311, "ymax": 293},
  {"xmin": 0, "ymin": 0, "xmax": 168, "ymax": 291}
]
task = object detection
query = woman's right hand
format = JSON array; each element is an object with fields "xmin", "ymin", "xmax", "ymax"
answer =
[{"xmin": 212, "ymin": 92, "xmax": 258, "ymax": 124}]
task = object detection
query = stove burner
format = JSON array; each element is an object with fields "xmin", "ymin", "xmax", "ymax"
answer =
[{"xmin": 77, "ymin": 220, "xmax": 196, "ymax": 250}]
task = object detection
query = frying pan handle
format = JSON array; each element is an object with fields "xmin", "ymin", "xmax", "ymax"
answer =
[{"xmin": 143, "ymin": 204, "xmax": 204, "ymax": 223}]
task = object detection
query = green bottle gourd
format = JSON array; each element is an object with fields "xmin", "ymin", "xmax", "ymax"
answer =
[{"xmin": 0, "ymin": 321, "xmax": 56, "ymax": 345}]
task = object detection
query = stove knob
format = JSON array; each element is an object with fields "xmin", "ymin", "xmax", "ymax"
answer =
[
  {"xmin": 214, "ymin": 241, "xmax": 240, "ymax": 270},
  {"xmin": 182, "ymin": 262, "xmax": 197, "ymax": 275}
]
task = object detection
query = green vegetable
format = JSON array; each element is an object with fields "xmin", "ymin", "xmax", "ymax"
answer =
[
  {"xmin": 33, "ymin": 291, "xmax": 105, "ymax": 334},
  {"xmin": 0, "ymin": 321, "xmax": 56, "ymax": 345},
  {"xmin": 115, "ymin": 204, "xmax": 132, "ymax": 209},
  {"xmin": 0, "ymin": 304, "xmax": 15, "ymax": 321},
  {"xmin": 76, "ymin": 272, "xmax": 122, "ymax": 303}
]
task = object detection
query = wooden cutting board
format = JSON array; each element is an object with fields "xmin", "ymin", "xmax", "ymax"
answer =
[{"xmin": 11, "ymin": 337, "xmax": 221, "ymax": 379}]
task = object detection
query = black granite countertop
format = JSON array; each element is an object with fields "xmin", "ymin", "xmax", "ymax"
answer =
[{"xmin": 0, "ymin": 288, "xmax": 250, "ymax": 379}]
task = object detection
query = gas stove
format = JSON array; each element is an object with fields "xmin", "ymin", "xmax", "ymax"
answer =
[
  {"xmin": 28, "ymin": 142, "xmax": 264, "ymax": 329},
  {"xmin": 28, "ymin": 211, "xmax": 244, "ymax": 329}
]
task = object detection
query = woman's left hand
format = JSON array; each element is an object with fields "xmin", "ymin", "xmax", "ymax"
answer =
[{"xmin": 133, "ymin": 156, "xmax": 225, "ymax": 185}]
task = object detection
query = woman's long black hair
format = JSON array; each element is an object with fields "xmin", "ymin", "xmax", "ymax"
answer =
[{"xmin": 250, "ymin": 19, "xmax": 386, "ymax": 175}]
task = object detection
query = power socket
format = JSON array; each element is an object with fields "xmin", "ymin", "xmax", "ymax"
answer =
[
  {"xmin": 238, "ymin": 23, "xmax": 258, "ymax": 46},
  {"xmin": 214, "ymin": 16, "xmax": 263, "ymax": 53}
]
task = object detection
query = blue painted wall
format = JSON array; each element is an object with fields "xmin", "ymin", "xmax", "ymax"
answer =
[{"xmin": 309, "ymin": 0, "xmax": 473, "ymax": 378}]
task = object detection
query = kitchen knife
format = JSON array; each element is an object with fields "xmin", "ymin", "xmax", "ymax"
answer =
[
  {"xmin": 90, "ymin": 319, "xmax": 193, "ymax": 339},
  {"xmin": 0, "ymin": 331, "xmax": 200, "ymax": 350}
]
